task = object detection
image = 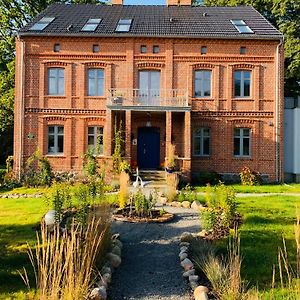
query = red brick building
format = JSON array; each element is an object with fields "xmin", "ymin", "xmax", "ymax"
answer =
[{"xmin": 14, "ymin": 0, "xmax": 284, "ymax": 182}]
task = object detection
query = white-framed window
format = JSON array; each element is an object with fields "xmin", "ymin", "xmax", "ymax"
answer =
[
  {"xmin": 48, "ymin": 126, "xmax": 64, "ymax": 154},
  {"xmin": 194, "ymin": 70, "xmax": 212, "ymax": 98},
  {"xmin": 115, "ymin": 19, "xmax": 132, "ymax": 32},
  {"xmin": 48, "ymin": 68, "xmax": 64, "ymax": 95},
  {"xmin": 234, "ymin": 128, "xmax": 250, "ymax": 157},
  {"xmin": 88, "ymin": 126, "xmax": 104, "ymax": 155},
  {"xmin": 88, "ymin": 69, "xmax": 104, "ymax": 96},
  {"xmin": 193, "ymin": 128, "xmax": 210, "ymax": 156},
  {"xmin": 234, "ymin": 70, "xmax": 251, "ymax": 97}
]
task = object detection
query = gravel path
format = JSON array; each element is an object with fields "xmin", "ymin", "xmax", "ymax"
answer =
[{"xmin": 108, "ymin": 206, "xmax": 200, "ymax": 300}]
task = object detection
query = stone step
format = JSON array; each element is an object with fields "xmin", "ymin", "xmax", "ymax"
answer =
[{"xmin": 137, "ymin": 170, "xmax": 166, "ymax": 182}]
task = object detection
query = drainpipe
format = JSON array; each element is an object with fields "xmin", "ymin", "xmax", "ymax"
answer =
[
  {"xmin": 275, "ymin": 36, "xmax": 284, "ymax": 182},
  {"xmin": 18, "ymin": 39, "xmax": 25, "ymax": 180}
]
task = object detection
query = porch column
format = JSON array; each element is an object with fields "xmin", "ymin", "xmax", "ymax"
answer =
[
  {"xmin": 125, "ymin": 110, "xmax": 132, "ymax": 161},
  {"xmin": 105, "ymin": 109, "xmax": 112, "ymax": 156},
  {"xmin": 166, "ymin": 111, "xmax": 172, "ymax": 158},
  {"xmin": 183, "ymin": 111, "xmax": 192, "ymax": 181}
]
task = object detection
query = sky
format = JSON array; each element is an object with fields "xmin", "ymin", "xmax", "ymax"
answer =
[{"xmin": 123, "ymin": 0, "xmax": 166, "ymax": 4}]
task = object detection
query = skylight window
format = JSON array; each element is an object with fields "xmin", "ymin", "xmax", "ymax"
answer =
[
  {"xmin": 231, "ymin": 20, "xmax": 253, "ymax": 34},
  {"xmin": 115, "ymin": 19, "xmax": 132, "ymax": 32},
  {"xmin": 82, "ymin": 19, "xmax": 102, "ymax": 32},
  {"xmin": 30, "ymin": 17, "xmax": 55, "ymax": 31}
]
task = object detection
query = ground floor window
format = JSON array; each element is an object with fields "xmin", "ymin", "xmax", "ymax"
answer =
[
  {"xmin": 88, "ymin": 126, "xmax": 104, "ymax": 155},
  {"xmin": 234, "ymin": 128, "xmax": 250, "ymax": 157},
  {"xmin": 193, "ymin": 127, "xmax": 210, "ymax": 156},
  {"xmin": 48, "ymin": 126, "xmax": 64, "ymax": 154}
]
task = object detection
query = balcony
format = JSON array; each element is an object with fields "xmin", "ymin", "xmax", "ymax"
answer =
[{"xmin": 107, "ymin": 89, "xmax": 190, "ymax": 111}]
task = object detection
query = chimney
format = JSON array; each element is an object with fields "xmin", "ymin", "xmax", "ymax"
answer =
[
  {"xmin": 112, "ymin": 0, "xmax": 123, "ymax": 5},
  {"xmin": 167, "ymin": 0, "xmax": 192, "ymax": 5}
]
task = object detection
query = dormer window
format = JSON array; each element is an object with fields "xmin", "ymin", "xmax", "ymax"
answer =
[
  {"xmin": 30, "ymin": 17, "xmax": 55, "ymax": 31},
  {"xmin": 82, "ymin": 19, "xmax": 102, "ymax": 32},
  {"xmin": 115, "ymin": 19, "xmax": 132, "ymax": 32},
  {"xmin": 231, "ymin": 20, "xmax": 253, "ymax": 34}
]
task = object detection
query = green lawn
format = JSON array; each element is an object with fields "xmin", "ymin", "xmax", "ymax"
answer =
[
  {"xmin": 0, "ymin": 196, "xmax": 47, "ymax": 298},
  {"xmin": 196, "ymin": 183, "xmax": 300, "ymax": 194},
  {"xmin": 215, "ymin": 195, "xmax": 300, "ymax": 296}
]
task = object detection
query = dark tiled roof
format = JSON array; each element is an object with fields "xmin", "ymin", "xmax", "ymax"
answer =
[{"xmin": 19, "ymin": 3, "xmax": 282, "ymax": 40}]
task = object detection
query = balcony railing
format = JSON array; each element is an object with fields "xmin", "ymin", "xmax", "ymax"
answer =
[{"xmin": 107, "ymin": 89, "xmax": 189, "ymax": 108}]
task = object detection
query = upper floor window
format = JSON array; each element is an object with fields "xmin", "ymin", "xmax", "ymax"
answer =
[
  {"xmin": 48, "ymin": 126, "xmax": 64, "ymax": 154},
  {"xmin": 240, "ymin": 46, "xmax": 246, "ymax": 55},
  {"xmin": 88, "ymin": 69, "xmax": 104, "ymax": 96},
  {"xmin": 193, "ymin": 128, "xmax": 210, "ymax": 156},
  {"xmin": 54, "ymin": 43, "xmax": 61, "ymax": 52},
  {"xmin": 48, "ymin": 68, "xmax": 64, "ymax": 95},
  {"xmin": 93, "ymin": 44, "xmax": 100, "ymax": 53},
  {"xmin": 201, "ymin": 46, "xmax": 207, "ymax": 55},
  {"xmin": 234, "ymin": 128, "xmax": 250, "ymax": 157},
  {"xmin": 194, "ymin": 70, "xmax": 212, "ymax": 98},
  {"xmin": 88, "ymin": 126, "xmax": 104, "ymax": 155},
  {"xmin": 234, "ymin": 70, "xmax": 251, "ymax": 97},
  {"xmin": 153, "ymin": 45, "xmax": 159, "ymax": 54},
  {"xmin": 141, "ymin": 45, "xmax": 147, "ymax": 53}
]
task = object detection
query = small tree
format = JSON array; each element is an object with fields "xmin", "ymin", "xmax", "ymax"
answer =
[{"xmin": 112, "ymin": 120, "xmax": 124, "ymax": 174}]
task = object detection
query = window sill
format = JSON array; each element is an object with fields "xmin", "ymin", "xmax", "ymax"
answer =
[
  {"xmin": 233, "ymin": 97, "xmax": 253, "ymax": 101},
  {"xmin": 45, "ymin": 95, "xmax": 66, "ymax": 98},
  {"xmin": 233, "ymin": 156, "xmax": 252, "ymax": 160},
  {"xmin": 46, "ymin": 154, "xmax": 65, "ymax": 158},
  {"xmin": 192, "ymin": 97, "xmax": 214, "ymax": 101},
  {"xmin": 193, "ymin": 155, "xmax": 211, "ymax": 158},
  {"xmin": 85, "ymin": 96, "xmax": 106, "ymax": 99}
]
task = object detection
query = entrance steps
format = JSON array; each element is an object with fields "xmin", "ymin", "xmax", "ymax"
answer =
[{"xmin": 134, "ymin": 170, "xmax": 167, "ymax": 188}]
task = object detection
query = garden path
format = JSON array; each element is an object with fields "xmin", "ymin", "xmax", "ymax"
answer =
[{"xmin": 108, "ymin": 206, "xmax": 200, "ymax": 300}]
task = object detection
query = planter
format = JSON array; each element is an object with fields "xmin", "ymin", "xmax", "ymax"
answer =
[
  {"xmin": 113, "ymin": 96, "xmax": 123, "ymax": 105},
  {"xmin": 165, "ymin": 167, "xmax": 174, "ymax": 174}
]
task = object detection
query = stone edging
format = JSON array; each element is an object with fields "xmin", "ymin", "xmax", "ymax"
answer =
[
  {"xmin": 113, "ymin": 212, "xmax": 174, "ymax": 223},
  {"xmin": 0, "ymin": 193, "xmax": 43, "ymax": 198},
  {"xmin": 179, "ymin": 232, "xmax": 209, "ymax": 300},
  {"xmin": 89, "ymin": 233, "xmax": 123, "ymax": 300}
]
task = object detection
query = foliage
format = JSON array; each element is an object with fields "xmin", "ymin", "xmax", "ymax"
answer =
[
  {"xmin": 240, "ymin": 166, "xmax": 262, "ymax": 186},
  {"xmin": 112, "ymin": 120, "xmax": 124, "ymax": 174},
  {"xmin": 165, "ymin": 173, "xmax": 179, "ymax": 202},
  {"xmin": 120, "ymin": 160, "xmax": 131, "ymax": 173},
  {"xmin": 83, "ymin": 147, "xmax": 98, "ymax": 177},
  {"xmin": 22, "ymin": 149, "xmax": 53, "ymax": 187},
  {"xmin": 193, "ymin": 171, "xmax": 221, "ymax": 186},
  {"xmin": 132, "ymin": 189, "xmax": 157, "ymax": 217},
  {"xmin": 202, "ymin": 182, "xmax": 237, "ymax": 231},
  {"xmin": 165, "ymin": 144, "xmax": 177, "ymax": 169},
  {"xmin": 178, "ymin": 184, "xmax": 197, "ymax": 202},
  {"xmin": 20, "ymin": 213, "xmax": 110, "ymax": 300},
  {"xmin": 204, "ymin": 0, "xmax": 300, "ymax": 96},
  {"xmin": 119, "ymin": 171, "xmax": 129, "ymax": 209}
]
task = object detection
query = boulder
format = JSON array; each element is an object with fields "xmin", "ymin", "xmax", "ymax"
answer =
[
  {"xmin": 44, "ymin": 210, "xmax": 57, "ymax": 226},
  {"xmin": 179, "ymin": 252, "xmax": 188, "ymax": 261},
  {"xmin": 194, "ymin": 286, "xmax": 209, "ymax": 300},
  {"xmin": 189, "ymin": 275, "xmax": 199, "ymax": 282},
  {"xmin": 190, "ymin": 280, "xmax": 198, "ymax": 290},
  {"xmin": 102, "ymin": 273, "xmax": 111, "ymax": 284},
  {"xmin": 180, "ymin": 258, "xmax": 194, "ymax": 271},
  {"xmin": 191, "ymin": 200, "xmax": 204, "ymax": 211},
  {"xmin": 101, "ymin": 266, "xmax": 112, "ymax": 276},
  {"xmin": 180, "ymin": 246, "xmax": 188, "ymax": 252},
  {"xmin": 180, "ymin": 242, "xmax": 190, "ymax": 247},
  {"xmin": 90, "ymin": 287, "xmax": 107, "ymax": 300},
  {"xmin": 111, "ymin": 245, "xmax": 121, "ymax": 257},
  {"xmin": 181, "ymin": 201, "xmax": 191, "ymax": 209},
  {"xmin": 158, "ymin": 196, "xmax": 167, "ymax": 205},
  {"xmin": 183, "ymin": 269, "xmax": 195, "ymax": 277},
  {"xmin": 180, "ymin": 232, "xmax": 193, "ymax": 242},
  {"xmin": 113, "ymin": 239, "xmax": 123, "ymax": 249},
  {"xmin": 107, "ymin": 253, "xmax": 121, "ymax": 268}
]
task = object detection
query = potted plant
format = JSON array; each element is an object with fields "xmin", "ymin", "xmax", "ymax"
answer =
[
  {"xmin": 113, "ymin": 91, "xmax": 124, "ymax": 105},
  {"xmin": 165, "ymin": 144, "xmax": 177, "ymax": 173}
]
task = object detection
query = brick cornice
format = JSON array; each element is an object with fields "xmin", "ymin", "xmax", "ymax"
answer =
[
  {"xmin": 25, "ymin": 107, "xmax": 106, "ymax": 115},
  {"xmin": 42, "ymin": 60, "xmax": 69, "ymax": 66},
  {"xmin": 191, "ymin": 63, "xmax": 216, "ymax": 69},
  {"xmin": 28, "ymin": 54, "xmax": 127, "ymax": 61},
  {"xmin": 174, "ymin": 55, "xmax": 273, "ymax": 63},
  {"xmin": 136, "ymin": 61, "xmax": 165, "ymax": 69},
  {"xmin": 82, "ymin": 61, "xmax": 108, "ymax": 67},
  {"xmin": 192, "ymin": 111, "xmax": 273, "ymax": 118}
]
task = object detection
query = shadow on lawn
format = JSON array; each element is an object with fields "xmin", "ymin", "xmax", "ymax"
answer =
[{"xmin": 0, "ymin": 223, "xmax": 38, "ymax": 294}]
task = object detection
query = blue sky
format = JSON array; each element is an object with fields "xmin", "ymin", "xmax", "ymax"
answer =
[{"xmin": 123, "ymin": 0, "xmax": 166, "ymax": 4}]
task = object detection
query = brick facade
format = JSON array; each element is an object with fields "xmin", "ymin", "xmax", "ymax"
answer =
[{"xmin": 14, "ymin": 34, "xmax": 284, "ymax": 182}]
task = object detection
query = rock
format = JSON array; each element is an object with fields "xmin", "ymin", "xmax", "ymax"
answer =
[
  {"xmin": 107, "ymin": 253, "xmax": 121, "ymax": 268},
  {"xmin": 44, "ymin": 210, "xmax": 57, "ymax": 226},
  {"xmin": 180, "ymin": 246, "xmax": 188, "ymax": 252},
  {"xmin": 189, "ymin": 275, "xmax": 199, "ymax": 282},
  {"xmin": 179, "ymin": 252, "xmax": 188, "ymax": 261},
  {"xmin": 194, "ymin": 286, "xmax": 209, "ymax": 300},
  {"xmin": 198, "ymin": 230, "xmax": 208, "ymax": 238},
  {"xmin": 101, "ymin": 266, "xmax": 112, "ymax": 276},
  {"xmin": 190, "ymin": 280, "xmax": 198, "ymax": 290},
  {"xmin": 90, "ymin": 287, "xmax": 107, "ymax": 300},
  {"xmin": 180, "ymin": 242, "xmax": 190, "ymax": 247},
  {"xmin": 181, "ymin": 201, "xmax": 191, "ymax": 208},
  {"xmin": 180, "ymin": 232, "xmax": 193, "ymax": 242},
  {"xmin": 159, "ymin": 196, "xmax": 167, "ymax": 205},
  {"xmin": 191, "ymin": 200, "xmax": 204, "ymax": 211},
  {"xmin": 183, "ymin": 269, "xmax": 195, "ymax": 277},
  {"xmin": 111, "ymin": 245, "xmax": 121, "ymax": 257},
  {"xmin": 180, "ymin": 258, "xmax": 194, "ymax": 271},
  {"xmin": 102, "ymin": 273, "xmax": 111, "ymax": 284},
  {"xmin": 112, "ymin": 239, "xmax": 123, "ymax": 249}
]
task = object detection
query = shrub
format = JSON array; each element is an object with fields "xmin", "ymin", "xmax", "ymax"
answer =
[
  {"xmin": 178, "ymin": 184, "xmax": 197, "ymax": 203},
  {"xmin": 119, "ymin": 171, "xmax": 129, "ymax": 209},
  {"xmin": 22, "ymin": 149, "xmax": 53, "ymax": 187},
  {"xmin": 112, "ymin": 121, "xmax": 124, "ymax": 174},
  {"xmin": 166, "ymin": 173, "xmax": 179, "ymax": 202},
  {"xmin": 132, "ymin": 188, "xmax": 157, "ymax": 217},
  {"xmin": 240, "ymin": 166, "xmax": 261, "ymax": 186},
  {"xmin": 194, "ymin": 171, "xmax": 221, "ymax": 186},
  {"xmin": 83, "ymin": 148, "xmax": 98, "ymax": 177}
]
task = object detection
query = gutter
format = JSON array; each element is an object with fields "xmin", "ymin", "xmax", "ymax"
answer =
[{"xmin": 275, "ymin": 36, "xmax": 284, "ymax": 182}]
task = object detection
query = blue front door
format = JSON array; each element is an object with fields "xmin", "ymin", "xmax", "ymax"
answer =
[{"xmin": 138, "ymin": 127, "xmax": 160, "ymax": 169}]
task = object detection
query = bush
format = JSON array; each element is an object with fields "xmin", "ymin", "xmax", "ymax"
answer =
[
  {"xmin": 239, "ymin": 166, "xmax": 261, "ymax": 186},
  {"xmin": 178, "ymin": 184, "xmax": 197, "ymax": 203},
  {"xmin": 119, "ymin": 171, "xmax": 129, "ymax": 209},
  {"xmin": 194, "ymin": 171, "xmax": 221, "ymax": 186},
  {"xmin": 132, "ymin": 188, "xmax": 157, "ymax": 217},
  {"xmin": 166, "ymin": 173, "xmax": 179, "ymax": 202}
]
